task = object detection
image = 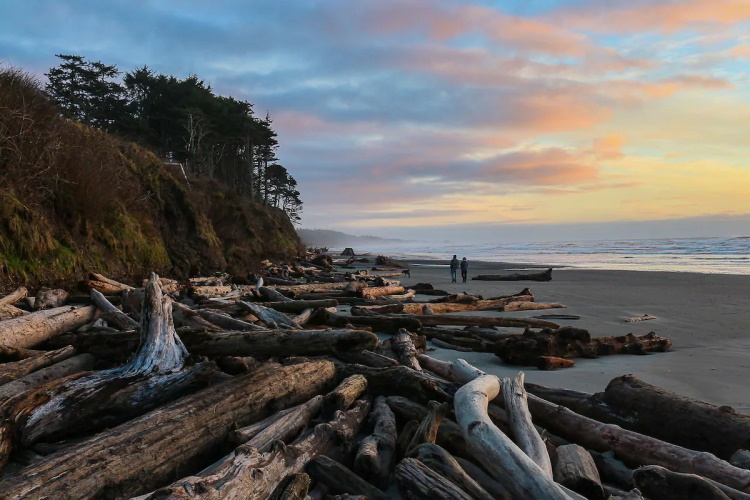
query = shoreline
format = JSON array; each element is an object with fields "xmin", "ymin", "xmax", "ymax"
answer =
[{"xmin": 396, "ymin": 258, "xmax": 750, "ymax": 410}]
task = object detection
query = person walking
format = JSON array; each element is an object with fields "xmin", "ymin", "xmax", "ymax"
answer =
[
  {"xmin": 449, "ymin": 255, "xmax": 459, "ymax": 282},
  {"xmin": 461, "ymin": 257, "xmax": 468, "ymax": 283}
]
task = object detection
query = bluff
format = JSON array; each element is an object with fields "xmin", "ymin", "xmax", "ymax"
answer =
[{"xmin": 0, "ymin": 67, "xmax": 301, "ymax": 292}]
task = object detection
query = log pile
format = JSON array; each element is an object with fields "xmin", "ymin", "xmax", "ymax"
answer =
[{"xmin": 0, "ymin": 252, "xmax": 721, "ymax": 500}]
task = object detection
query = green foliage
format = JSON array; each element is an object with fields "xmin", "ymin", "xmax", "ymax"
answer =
[{"xmin": 45, "ymin": 55, "xmax": 303, "ymax": 223}]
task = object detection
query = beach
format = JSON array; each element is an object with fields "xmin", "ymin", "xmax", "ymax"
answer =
[{"xmin": 398, "ymin": 260, "xmax": 750, "ymax": 410}]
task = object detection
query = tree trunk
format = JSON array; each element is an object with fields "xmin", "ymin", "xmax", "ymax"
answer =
[
  {"xmin": 390, "ymin": 329, "xmax": 422, "ymax": 370},
  {"xmin": 553, "ymin": 444, "xmax": 605, "ymax": 500},
  {"xmin": 149, "ymin": 400, "xmax": 370, "ymax": 500},
  {"xmin": 454, "ymin": 456, "xmax": 512, "ymax": 500},
  {"xmin": 180, "ymin": 329, "xmax": 378, "ymax": 359},
  {"xmin": 0, "ymin": 353, "xmax": 94, "ymax": 403},
  {"xmin": 308, "ymin": 455, "xmax": 388, "ymax": 500},
  {"xmin": 590, "ymin": 451, "xmax": 634, "ymax": 490},
  {"xmin": 90, "ymin": 289, "xmax": 140, "ymax": 331},
  {"xmin": 395, "ymin": 457, "xmax": 473, "ymax": 500},
  {"xmin": 410, "ymin": 443, "xmax": 494, "ymax": 500},
  {"xmin": 406, "ymin": 400, "xmax": 449, "ymax": 456},
  {"xmin": 454, "ymin": 375, "xmax": 570, "ymax": 499},
  {"xmin": 386, "ymin": 396, "xmax": 470, "ymax": 460},
  {"xmin": 410, "ymin": 313, "xmax": 559, "ymax": 329},
  {"xmin": 503, "ymin": 372, "xmax": 553, "ymax": 477},
  {"xmin": 231, "ymin": 397, "xmax": 321, "ymax": 446},
  {"xmin": 338, "ymin": 364, "xmax": 454, "ymax": 404},
  {"xmin": 346, "ymin": 315, "xmax": 422, "ymax": 334},
  {"xmin": 0, "ymin": 359, "xmax": 337, "ymax": 499},
  {"xmin": 0, "ymin": 346, "xmax": 76, "ymax": 385},
  {"xmin": 494, "ymin": 327, "xmax": 671, "ymax": 366},
  {"xmin": 599, "ymin": 374, "xmax": 750, "ymax": 460},
  {"xmin": 537, "ymin": 356, "xmax": 575, "ymax": 370},
  {"xmin": 524, "ymin": 390, "xmax": 750, "ymax": 492},
  {"xmin": 258, "ymin": 286, "xmax": 294, "ymax": 302},
  {"xmin": 33, "ymin": 288, "xmax": 69, "ymax": 310},
  {"xmin": 322, "ymin": 374, "xmax": 368, "ymax": 415},
  {"xmin": 0, "ymin": 305, "xmax": 97, "ymax": 348},
  {"xmin": 239, "ymin": 301, "xmax": 301, "ymax": 329},
  {"xmin": 197, "ymin": 309, "xmax": 265, "ymax": 331},
  {"xmin": 269, "ymin": 473, "xmax": 311, "ymax": 500},
  {"xmin": 472, "ymin": 268, "xmax": 553, "ymax": 281},
  {"xmin": 357, "ymin": 286, "xmax": 405, "ymax": 299},
  {"xmin": 263, "ymin": 299, "xmax": 339, "ymax": 313},
  {"xmin": 402, "ymin": 296, "xmax": 534, "ymax": 314},
  {"xmin": 89, "ymin": 272, "xmax": 133, "ymax": 291},
  {"xmin": 502, "ymin": 301, "xmax": 566, "ymax": 312},
  {"xmin": 0, "ymin": 287, "xmax": 27, "ymax": 307},
  {"xmin": 633, "ymin": 465, "xmax": 734, "ymax": 500},
  {"xmin": 190, "ymin": 285, "xmax": 233, "ymax": 297},
  {"xmin": 335, "ymin": 350, "xmax": 399, "ymax": 368},
  {"xmin": 354, "ymin": 395, "xmax": 396, "ymax": 489}
]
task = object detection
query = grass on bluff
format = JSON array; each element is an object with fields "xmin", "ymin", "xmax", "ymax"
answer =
[{"xmin": 0, "ymin": 66, "xmax": 301, "ymax": 291}]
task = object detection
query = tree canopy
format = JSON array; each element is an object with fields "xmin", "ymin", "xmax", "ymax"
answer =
[{"xmin": 45, "ymin": 54, "xmax": 302, "ymax": 222}]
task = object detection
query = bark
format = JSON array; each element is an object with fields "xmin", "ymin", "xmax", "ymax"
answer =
[
  {"xmin": 0, "ymin": 287, "xmax": 27, "ymax": 307},
  {"xmin": 390, "ymin": 329, "xmax": 422, "ymax": 370},
  {"xmin": 537, "ymin": 356, "xmax": 575, "ymax": 370},
  {"xmin": 146, "ymin": 398, "xmax": 369, "ymax": 500},
  {"xmin": 472, "ymin": 268, "xmax": 553, "ymax": 281},
  {"xmin": 269, "ymin": 473, "xmax": 311, "ymax": 500},
  {"xmin": 411, "ymin": 313, "xmax": 559, "ymax": 329},
  {"xmin": 190, "ymin": 285, "xmax": 233, "ymax": 297},
  {"xmin": 89, "ymin": 272, "xmax": 133, "ymax": 291},
  {"xmin": 599, "ymin": 374, "xmax": 750, "ymax": 460},
  {"xmin": 239, "ymin": 301, "xmax": 301, "ymax": 329},
  {"xmin": 553, "ymin": 444, "xmax": 605, "ymax": 500},
  {"xmin": 0, "ymin": 345, "xmax": 43, "ymax": 362},
  {"xmin": 90, "ymin": 289, "xmax": 140, "ymax": 331},
  {"xmin": 624, "ymin": 314, "xmax": 657, "ymax": 322},
  {"xmin": 197, "ymin": 309, "xmax": 265, "ymax": 331},
  {"xmin": 502, "ymin": 301, "xmax": 566, "ymax": 312},
  {"xmin": 323, "ymin": 374, "xmax": 368, "ymax": 415},
  {"xmin": 263, "ymin": 299, "xmax": 339, "ymax": 313},
  {"xmin": 423, "ymin": 329, "xmax": 488, "ymax": 351},
  {"xmin": 410, "ymin": 443, "xmax": 494, "ymax": 500},
  {"xmin": 180, "ymin": 329, "xmax": 379, "ymax": 359},
  {"xmin": 0, "ymin": 305, "xmax": 27, "ymax": 321},
  {"xmin": 454, "ymin": 375, "xmax": 570, "ymax": 499},
  {"xmin": 454, "ymin": 457, "xmax": 512, "ymax": 500},
  {"xmin": 589, "ymin": 451, "xmax": 634, "ymax": 490},
  {"xmin": 524, "ymin": 391, "xmax": 750, "ymax": 492},
  {"xmin": 733, "ymin": 450, "xmax": 750, "ymax": 470},
  {"xmin": 273, "ymin": 283, "xmax": 354, "ymax": 295},
  {"xmin": 308, "ymin": 455, "xmax": 388, "ymax": 500},
  {"xmin": 0, "ymin": 354, "xmax": 94, "ymax": 403},
  {"xmin": 354, "ymin": 395, "xmax": 396, "ymax": 489},
  {"xmin": 292, "ymin": 308, "xmax": 314, "ymax": 326},
  {"xmin": 0, "ymin": 359, "xmax": 337, "ymax": 499},
  {"xmin": 33, "ymin": 288, "xmax": 69, "ymax": 310},
  {"xmin": 381, "ymin": 289, "xmax": 416, "ymax": 300},
  {"xmin": 338, "ymin": 364, "xmax": 455, "ymax": 404},
  {"xmin": 172, "ymin": 301, "xmax": 223, "ymax": 331},
  {"xmin": 494, "ymin": 327, "xmax": 671, "ymax": 366},
  {"xmin": 0, "ymin": 346, "xmax": 76, "ymax": 385},
  {"xmin": 217, "ymin": 355, "xmax": 259, "ymax": 375},
  {"xmin": 334, "ymin": 350, "xmax": 399, "ymax": 368},
  {"xmin": 633, "ymin": 465, "xmax": 733, "ymax": 500},
  {"xmin": 350, "ymin": 304, "xmax": 404, "ymax": 316},
  {"xmin": 346, "ymin": 315, "xmax": 422, "ymax": 334},
  {"xmin": 85, "ymin": 279, "xmax": 126, "ymax": 295},
  {"xmin": 357, "ymin": 286, "xmax": 405, "ymax": 299},
  {"xmin": 231, "ymin": 395, "xmax": 324, "ymax": 449},
  {"xmin": 503, "ymin": 372, "xmax": 553, "ymax": 477},
  {"xmin": 386, "ymin": 396, "xmax": 470, "ymax": 460},
  {"xmin": 258, "ymin": 286, "xmax": 294, "ymax": 302},
  {"xmin": 0, "ymin": 305, "xmax": 97, "ymax": 348},
  {"xmin": 395, "ymin": 457, "xmax": 472, "ymax": 500},
  {"xmin": 402, "ymin": 295, "xmax": 534, "ymax": 314},
  {"xmin": 406, "ymin": 400, "xmax": 450, "ymax": 455}
]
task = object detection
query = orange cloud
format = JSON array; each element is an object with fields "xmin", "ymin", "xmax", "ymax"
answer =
[
  {"xmin": 593, "ymin": 134, "xmax": 625, "ymax": 160},
  {"xmin": 480, "ymin": 148, "xmax": 599, "ymax": 185},
  {"xmin": 553, "ymin": 0, "xmax": 750, "ymax": 33}
]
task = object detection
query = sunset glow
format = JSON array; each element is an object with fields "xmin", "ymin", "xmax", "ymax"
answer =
[{"xmin": 3, "ymin": 0, "xmax": 750, "ymax": 240}]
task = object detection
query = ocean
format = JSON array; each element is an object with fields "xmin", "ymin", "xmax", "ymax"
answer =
[{"xmin": 350, "ymin": 236, "xmax": 750, "ymax": 275}]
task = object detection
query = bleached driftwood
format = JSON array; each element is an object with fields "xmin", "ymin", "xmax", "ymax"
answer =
[
  {"xmin": 354, "ymin": 395, "xmax": 396, "ymax": 489},
  {"xmin": 454, "ymin": 374, "xmax": 570, "ymax": 499},
  {"xmin": 0, "ymin": 305, "xmax": 97, "ymax": 348},
  {"xmin": 90, "ymin": 289, "xmax": 140, "ymax": 331}
]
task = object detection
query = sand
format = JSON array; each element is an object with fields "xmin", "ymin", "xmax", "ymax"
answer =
[{"xmin": 397, "ymin": 260, "xmax": 750, "ymax": 410}]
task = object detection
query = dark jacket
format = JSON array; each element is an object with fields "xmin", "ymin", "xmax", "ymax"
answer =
[
  {"xmin": 461, "ymin": 259, "xmax": 468, "ymax": 271},
  {"xmin": 450, "ymin": 258, "xmax": 459, "ymax": 270}
]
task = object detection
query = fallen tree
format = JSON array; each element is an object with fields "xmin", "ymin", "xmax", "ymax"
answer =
[
  {"xmin": 473, "ymin": 268, "xmax": 553, "ymax": 281},
  {"xmin": 0, "ymin": 305, "xmax": 97, "ymax": 348}
]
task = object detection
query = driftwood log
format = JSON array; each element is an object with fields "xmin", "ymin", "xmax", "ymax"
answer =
[
  {"xmin": 354, "ymin": 395, "xmax": 396, "ymax": 489},
  {"xmin": 0, "ymin": 305, "xmax": 97, "ymax": 348},
  {"xmin": 473, "ymin": 268, "xmax": 553, "ymax": 281},
  {"xmin": 395, "ymin": 457, "xmax": 473, "ymax": 500},
  {"xmin": 410, "ymin": 443, "xmax": 494, "ymax": 500},
  {"xmin": 454, "ymin": 374, "xmax": 569, "ymax": 499},
  {"xmin": 0, "ymin": 359, "xmax": 337, "ymax": 498},
  {"xmin": 390, "ymin": 329, "xmax": 422, "ymax": 370},
  {"xmin": 339, "ymin": 364, "xmax": 455, "ymax": 404},
  {"xmin": 409, "ymin": 313, "xmax": 559, "ymax": 329},
  {"xmin": 632, "ymin": 465, "xmax": 747, "ymax": 500},
  {"xmin": 269, "ymin": 473, "xmax": 311, "ymax": 500},
  {"xmin": 231, "ymin": 395, "xmax": 324, "ymax": 449},
  {"xmin": 553, "ymin": 444, "xmax": 605, "ymax": 500},
  {"xmin": 90, "ymin": 289, "xmax": 140, "ymax": 331},
  {"xmin": 308, "ymin": 455, "xmax": 388, "ymax": 500},
  {"xmin": 0, "ymin": 353, "xmax": 95, "ymax": 402},
  {"xmin": 322, "ymin": 374, "xmax": 368, "ymax": 415},
  {"xmin": 0, "ymin": 346, "xmax": 76, "ymax": 385},
  {"xmin": 494, "ymin": 327, "xmax": 671, "ymax": 365}
]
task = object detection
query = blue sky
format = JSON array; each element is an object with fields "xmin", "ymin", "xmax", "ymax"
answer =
[{"xmin": 2, "ymin": 0, "xmax": 750, "ymax": 242}]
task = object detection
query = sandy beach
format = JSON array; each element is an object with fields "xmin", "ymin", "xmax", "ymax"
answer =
[{"xmin": 397, "ymin": 259, "xmax": 750, "ymax": 410}]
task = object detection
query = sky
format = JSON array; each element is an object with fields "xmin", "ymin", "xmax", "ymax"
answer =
[{"xmin": 2, "ymin": 0, "xmax": 750, "ymax": 242}]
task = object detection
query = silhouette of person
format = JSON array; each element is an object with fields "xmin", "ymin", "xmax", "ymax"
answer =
[
  {"xmin": 449, "ymin": 255, "xmax": 459, "ymax": 282},
  {"xmin": 461, "ymin": 257, "xmax": 468, "ymax": 283}
]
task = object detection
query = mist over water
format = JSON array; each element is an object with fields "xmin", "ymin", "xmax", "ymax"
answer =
[{"xmin": 343, "ymin": 237, "xmax": 750, "ymax": 275}]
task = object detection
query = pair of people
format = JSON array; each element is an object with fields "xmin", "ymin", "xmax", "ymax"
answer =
[{"xmin": 449, "ymin": 255, "xmax": 468, "ymax": 283}]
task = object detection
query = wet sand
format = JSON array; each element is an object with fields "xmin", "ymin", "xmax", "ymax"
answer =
[{"xmin": 398, "ymin": 260, "xmax": 750, "ymax": 410}]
